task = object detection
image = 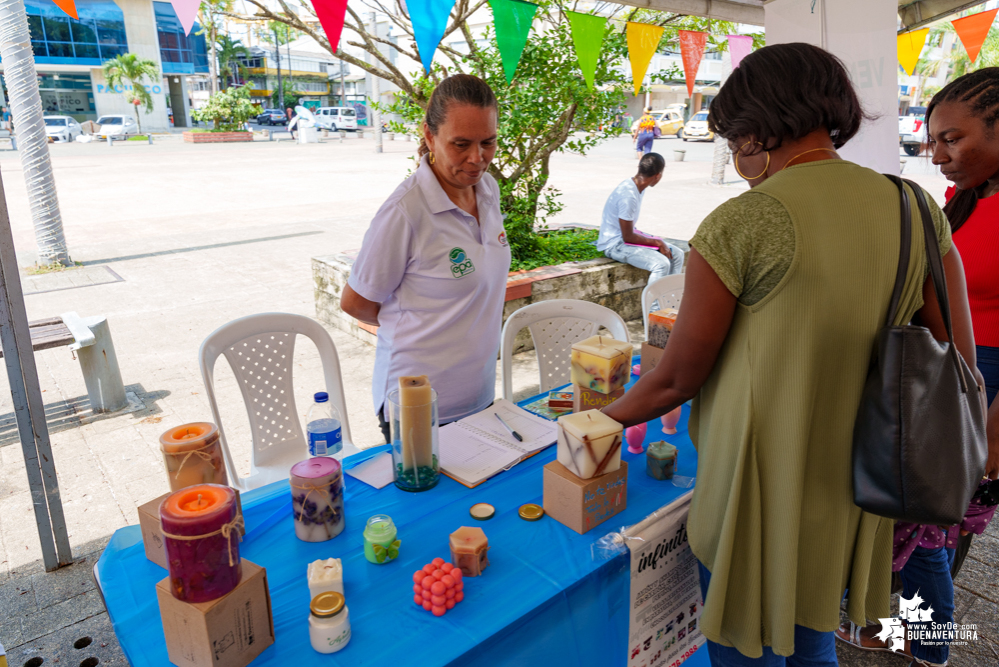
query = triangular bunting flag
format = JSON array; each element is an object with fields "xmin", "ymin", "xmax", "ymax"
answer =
[
  {"xmin": 952, "ymin": 9, "xmax": 998, "ymax": 64},
  {"xmin": 53, "ymin": 0, "xmax": 78, "ymax": 20},
  {"xmin": 409, "ymin": 0, "xmax": 458, "ymax": 73},
  {"xmin": 626, "ymin": 22, "xmax": 664, "ymax": 96},
  {"xmin": 566, "ymin": 11, "xmax": 607, "ymax": 91},
  {"xmin": 489, "ymin": 0, "xmax": 537, "ymax": 83},
  {"xmin": 897, "ymin": 28, "xmax": 929, "ymax": 76},
  {"xmin": 727, "ymin": 34, "xmax": 752, "ymax": 69},
  {"xmin": 678, "ymin": 30, "xmax": 707, "ymax": 98},
  {"xmin": 310, "ymin": 0, "xmax": 350, "ymax": 53},
  {"xmin": 169, "ymin": 0, "xmax": 200, "ymax": 35}
]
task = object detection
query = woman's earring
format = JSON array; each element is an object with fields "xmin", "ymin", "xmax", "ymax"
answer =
[
  {"xmin": 429, "ymin": 151, "xmax": 436, "ymax": 165},
  {"xmin": 733, "ymin": 141, "xmax": 770, "ymax": 181}
]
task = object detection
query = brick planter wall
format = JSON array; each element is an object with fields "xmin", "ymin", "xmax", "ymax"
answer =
[{"xmin": 183, "ymin": 131, "xmax": 253, "ymax": 144}]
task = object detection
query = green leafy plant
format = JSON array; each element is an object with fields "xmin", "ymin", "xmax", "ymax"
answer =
[
  {"xmin": 101, "ymin": 53, "xmax": 159, "ymax": 133},
  {"xmin": 217, "ymin": 35, "xmax": 250, "ymax": 89},
  {"xmin": 192, "ymin": 85, "xmax": 257, "ymax": 131},
  {"xmin": 270, "ymin": 80, "xmax": 303, "ymax": 111}
]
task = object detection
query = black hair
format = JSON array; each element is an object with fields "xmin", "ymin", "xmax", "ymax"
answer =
[
  {"xmin": 638, "ymin": 152, "xmax": 665, "ymax": 177},
  {"xmin": 925, "ymin": 67, "xmax": 999, "ymax": 233},
  {"xmin": 418, "ymin": 74, "xmax": 497, "ymax": 159},
  {"xmin": 708, "ymin": 43, "xmax": 868, "ymax": 151}
]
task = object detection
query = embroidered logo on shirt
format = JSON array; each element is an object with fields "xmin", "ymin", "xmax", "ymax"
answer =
[
  {"xmin": 449, "ymin": 247, "xmax": 475, "ymax": 278},
  {"xmin": 498, "ymin": 231, "xmax": 508, "ymax": 247}
]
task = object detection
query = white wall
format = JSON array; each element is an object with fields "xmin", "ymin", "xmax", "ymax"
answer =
[
  {"xmin": 90, "ymin": 68, "xmax": 171, "ymax": 131},
  {"xmin": 110, "ymin": 0, "xmax": 170, "ymax": 130}
]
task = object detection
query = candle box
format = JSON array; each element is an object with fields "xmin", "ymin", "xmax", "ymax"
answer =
[
  {"xmin": 572, "ymin": 384, "xmax": 625, "ymax": 413},
  {"xmin": 640, "ymin": 342, "xmax": 665, "ymax": 377},
  {"xmin": 157, "ymin": 559, "xmax": 274, "ymax": 667},
  {"xmin": 542, "ymin": 460, "xmax": 628, "ymax": 534},
  {"xmin": 570, "ymin": 335, "xmax": 632, "ymax": 395},
  {"xmin": 139, "ymin": 490, "xmax": 244, "ymax": 570},
  {"xmin": 647, "ymin": 309, "xmax": 678, "ymax": 349},
  {"xmin": 547, "ymin": 390, "xmax": 574, "ymax": 412}
]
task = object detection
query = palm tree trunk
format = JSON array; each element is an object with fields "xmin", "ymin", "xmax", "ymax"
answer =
[
  {"xmin": 209, "ymin": 25, "xmax": 219, "ymax": 95},
  {"xmin": 0, "ymin": 0, "xmax": 70, "ymax": 265}
]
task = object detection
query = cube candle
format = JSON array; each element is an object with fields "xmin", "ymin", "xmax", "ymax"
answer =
[
  {"xmin": 570, "ymin": 335, "xmax": 632, "ymax": 395},
  {"xmin": 449, "ymin": 526, "xmax": 489, "ymax": 577},
  {"xmin": 307, "ymin": 558, "xmax": 343, "ymax": 599},
  {"xmin": 648, "ymin": 309, "xmax": 678, "ymax": 349},
  {"xmin": 557, "ymin": 410, "xmax": 623, "ymax": 479}
]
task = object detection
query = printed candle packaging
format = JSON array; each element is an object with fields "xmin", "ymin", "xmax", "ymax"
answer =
[
  {"xmin": 557, "ymin": 410, "xmax": 624, "ymax": 479},
  {"xmin": 648, "ymin": 309, "xmax": 678, "ymax": 349},
  {"xmin": 363, "ymin": 514, "xmax": 401, "ymax": 564},
  {"xmin": 388, "ymin": 377, "xmax": 440, "ymax": 492},
  {"xmin": 646, "ymin": 441, "xmax": 678, "ymax": 480},
  {"xmin": 159, "ymin": 423, "xmax": 226, "ymax": 492},
  {"xmin": 570, "ymin": 335, "xmax": 632, "ymax": 394},
  {"xmin": 160, "ymin": 484, "xmax": 242, "ymax": 603},
  {"xmin": 290, "ymin": 458, "xmax": 345, "ymax": 543}
]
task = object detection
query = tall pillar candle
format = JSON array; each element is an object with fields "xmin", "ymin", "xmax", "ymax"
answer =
[
  {"xmin": 388, "ymin": 379, "xmax": 440, "ymax": 491},
  {"xmin": 160, "ymin": 484, "xmax": 242, "ymax": 603},
  {"xmin": 290, "ymin": 457, "xmax": 345, "ymax": 542},
  {"xmin": 160, "ymin": 423, "xmax": 227, "ymax": 492}
]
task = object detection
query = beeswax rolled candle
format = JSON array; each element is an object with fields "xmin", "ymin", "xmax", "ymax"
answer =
[
  {"xmin": 159, "ymin": 422, "xmax": 226, "ymax": 492},
  {"xmin": 570, "ymin": 335, "xmax": 632, "ymax": 395},
  {"xmin": 556, "ymin": 410, "xmax": 624, "ymax": 479}
]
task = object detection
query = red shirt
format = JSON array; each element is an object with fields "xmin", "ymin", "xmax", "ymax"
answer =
[{"xmin": 946, "ymin": 186, "xmax": 999, "ymax": 347}]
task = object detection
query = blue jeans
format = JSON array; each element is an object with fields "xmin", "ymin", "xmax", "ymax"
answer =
[
  {"xmin": 978, "ymin": 344, "xmax": 998, "ymax": 406},
  {"xmin": 697, "ymin": 562, "xmax": 838, "ymax": 666},
  {"xmin": 637, "ymin": 132, "xmax": 655, "ymax": 154},
  {"xmin": 604, "ymin": 241, "xmax": 684, "ymax": 286},
  {"xmin": 900, "ymin": 546, "xmax": 953, "ymax": 665}
]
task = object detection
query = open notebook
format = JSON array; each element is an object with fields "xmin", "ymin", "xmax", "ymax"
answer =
[{"xmin": 439, "ymin": 398, "xmax": 558, "ymax": 488}]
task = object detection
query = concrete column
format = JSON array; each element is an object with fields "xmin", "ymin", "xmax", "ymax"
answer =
[
  {"xmin": 110, "ymin": 0, "xmax": 169, "ymax": 131},
  {"xmin": 765, "ymin": 0, "xmax": 898, "ymax": 175},
  {"xmin": 167, "ymin": 76, "xmax": 188, "ymax": 127}
]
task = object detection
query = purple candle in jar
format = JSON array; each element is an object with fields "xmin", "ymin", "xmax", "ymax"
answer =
[{"xmin": 291, "ymin": 457, "xmax": 345, "ymax": 542}]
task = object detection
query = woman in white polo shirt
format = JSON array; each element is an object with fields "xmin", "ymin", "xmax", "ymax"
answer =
[{"xmin": 341, "ymin": 74, "xmax": 511, "ymax": 442}]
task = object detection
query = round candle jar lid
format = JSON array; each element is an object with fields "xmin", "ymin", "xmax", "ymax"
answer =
[
  {"xmin": 469, "ymin": 503, "xmax": 495, "ymax": 520},
  {"xmin": 311, "ymin": 591, "xmax": 345, "ymax": 618},
  {"xmin": 290, "ymin": 457, "xmax": 341, "ymax": 480},
  {"xmin": 518, "ymin": 504, "xmax": 544, "ymax": 521}
]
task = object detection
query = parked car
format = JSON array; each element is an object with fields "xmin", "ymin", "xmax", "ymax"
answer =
[
  {"xmin": 43, "ymin": 115, "xmax": 82, "ymax": 142},
  {"xmin": 95, "ymin": 115, "xmax": 138, "ymax": 138},
  {"xmin": 630, "ymin": 109, "xmax": 685, "ymax": 138},
  {"xmin": 256, "ymin": 109, "xmax": 287, "ymax": 125},
  {"xmin": 899, "ymin": 113, "xmax": 925, "ymax": 156},
  {"xmin": 314, "ymin": 107, "xmax": 358, "ymax": 132},
  {"xmin": 681, "ymin": 111, "xmax": 714, "ymax": 141}
]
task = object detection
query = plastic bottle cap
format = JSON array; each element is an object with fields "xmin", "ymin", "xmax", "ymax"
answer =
[
  {"xmin": 314, "ymin": 392, "xmax": 329, "ymax": 403},
  {"xmin": 311, "ymin": 591, "xmax": 345, "ymax": 618}
]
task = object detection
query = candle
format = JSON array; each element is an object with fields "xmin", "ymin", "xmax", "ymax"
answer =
[
  {"xmin": 159, "ymin": 423, "xmax": 226, "ymax": 492},
  {"xmin": 290, "ymin": 458, "xmax": 345, "ymax": 543},
  {"xmin": 625, "ymin": 422, "xmax": 648, "ymax": 454},
  {"xmin": 648, "ymin": 309, "xmax": 678, "ymax": 349},
  {"xmin": 646, "ymin": 441, "xmax": 678, "ymax": 480},
  {"xmin": 661, "ymin": 406, "xmax": 682, "ymax": 435},
  {"xmin": 557, "ymin": 410, "xmax": 623, "ymax": 479},
  {"xmin": 570, "ymin": 335, "xmax": 632, "ymax": 395},
  {"xmin": 413, "ymin": 557, "xmax": 464, "ymax": 616},
  {"xmin": 363, "ymin": 514, "xmax": 401, "ymax": 564},
  {"xmin": 307, "ymin": 558, "xmax": 344, "ymax": 599},
  {"xmin": 449, "ymin": 526, "xmax": 489, "ymax": 577},
  {"xmin": 160, "ymin": 484, "xmax": 241, "ymax": 602},
  {"xmin": 389, "ymin": 378, "xmax": 440, "ymax": 491}
]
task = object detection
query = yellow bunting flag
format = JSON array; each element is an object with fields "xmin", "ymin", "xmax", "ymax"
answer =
[
  {"xmin": 953, "ymin": 9, "xmax": 999, "ymax": 64},
  {"xmin": 897, "ymin": 28, "xmax": 929, "ymax": 76},
  {"xmin": 627, "ymin": 22, "xmax": 664, "ymax": 97}
]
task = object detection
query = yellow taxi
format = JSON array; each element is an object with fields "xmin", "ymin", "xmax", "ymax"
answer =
[{"xmin": 631, "ymin": 109, "xmax": 685, "ymax": 138}]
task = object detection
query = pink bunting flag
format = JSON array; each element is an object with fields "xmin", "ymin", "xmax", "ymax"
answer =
[
  {"xmin": 727, "ymin": 34, "xmax": 752, "ymax": 68},
  {"xmin": 310, "ymin": 0, "xmax": 350, "ymax": 53},
  {"xmin": 169, "ymin": 0, "xmax": 200, "ymax": 35}
]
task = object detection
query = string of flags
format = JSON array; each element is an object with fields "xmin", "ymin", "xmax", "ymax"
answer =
[{"xmin": 898, "ymin": 7, "xmax": 999, "ymax": 75}]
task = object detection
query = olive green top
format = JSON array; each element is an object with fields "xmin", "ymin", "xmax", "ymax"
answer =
[{"xmin": 686, "ymin": 160, "xmax": 952, "ymax": 658}]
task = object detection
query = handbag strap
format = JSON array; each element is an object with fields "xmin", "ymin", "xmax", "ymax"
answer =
[{"xmin": 885, "ymin": 175, "xmax": 912, "ymax": 327}]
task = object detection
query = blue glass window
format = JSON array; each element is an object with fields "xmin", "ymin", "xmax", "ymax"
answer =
[
  {"xmin": 153, "ymin": 2, "xmax": 208, "ymax": 74},
  {"xmin": 17, "ymin": 0, "xmax": 128, "ymax": 66}
]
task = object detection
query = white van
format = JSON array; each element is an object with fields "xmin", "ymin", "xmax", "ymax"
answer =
[{"xmin": 314, "ymin": 107, "xmax": 358, "ymax": 132}]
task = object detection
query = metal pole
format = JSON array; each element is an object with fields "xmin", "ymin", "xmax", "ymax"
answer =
[
  {"xmin": 274, "ymin": 26, "xmax": 284, "ymax": 111},
  {"xmin": 285, "ymin": 27, "xmax": 292, "ymax": 106},
  {"xmin": 368, "ymin": 12, "xmax": 382, "ymax": 154},
  {"xmin": 0, "ymin": 162, "xmax": 72, "ymax": 571},
  {"xmin": 339, "ymin": 60, "xmax": 345, "ymax": 107}
]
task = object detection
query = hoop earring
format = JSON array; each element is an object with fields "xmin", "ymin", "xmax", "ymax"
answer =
[
  {"xmin": 429, "ymin": 151, "xmax": 436, "ymax": 165},
  {"xmin": 733, "ymin": 141, "xmax": 770, "ymax": 181}
]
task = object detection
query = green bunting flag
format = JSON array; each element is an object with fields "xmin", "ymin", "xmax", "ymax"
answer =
[
  {"xmin": 566, "ymin": 11, "xmax": 607, "ymax": 90},
  {"xmin": 488, "ymin": 0, "xmax": 538, "ymax": 83}
]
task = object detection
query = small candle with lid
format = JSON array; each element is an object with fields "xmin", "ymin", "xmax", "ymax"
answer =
[
  {"xmin": 290, "ymin": 458, "xmax": 345, "ymax": 543},
  {"xmin": 160, "ymin": 484, "xmax": 241, "ymax": 602},
  {"xmin": 160, "ymin": 423, "xmax": 226, "ymax": 492},
  {"xmin": 363, "ymin": 514, "xmax": 400, "ymax": 564},
  {"xmin": 309, "ymin": 592, "xmax": 351, "ymax": 653}
]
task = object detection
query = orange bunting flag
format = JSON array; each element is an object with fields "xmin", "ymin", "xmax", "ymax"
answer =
[
  {"xmin": 678, "ymin": 30, "xmax": 707, "ymax": 99},
  {"xmin": 897, "ymin": 28, "xmax": 929, "ymax": 76},
  {"xmin": 952, "ymin": 9, "xmax": 998, "ymax": 64},
  {"xmin": 627, "ymin": 22, "xmax": 664, "ymax": 97},
  {"xmin": 53, "ymin": 0, "xmax": 78, "ymax": 19}
]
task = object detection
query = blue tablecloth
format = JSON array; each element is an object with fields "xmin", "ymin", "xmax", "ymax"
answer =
[{"xmin": 97, "ymin": 373, "xmax": 709, "ymax": 667}]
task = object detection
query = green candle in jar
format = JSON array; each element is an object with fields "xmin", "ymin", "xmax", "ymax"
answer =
[{"xmin": 363, "ymin": 514, "xmax": 400, "ymax": 564}]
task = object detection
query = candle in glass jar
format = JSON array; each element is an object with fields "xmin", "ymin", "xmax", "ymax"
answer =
[
  {"xmin": 160, "ymin": 423, "xmax": 226, "ymax": 492},
  {"xmin": 363, "ymin": 514, "xmax": 400, "ymax": 564},
  {"xmin": 160, "ymin": 484, "xmax": 241, "ymax": 603},
  {"xmin": 290, "ymin": 458, "xmax": 345, "ymax": 543}
]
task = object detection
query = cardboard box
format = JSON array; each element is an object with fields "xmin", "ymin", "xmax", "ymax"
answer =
[
  {"xmin": 640, "ymin": 342, "xmax": 665, "ymax": 377},
  {"xmin": 572, "ymin": 384, "xmax": 625, "ymax": 412},
  {"xmin": 543, "ymin": 460, "xmax": 628, "ymax": 534},
  {"xmin": 157, "ymin": 559, "xmax": 274, "ymax": 667},
  {"xmin": 140, "ymin": 490, "xmax": 244, "ymax": 570}
]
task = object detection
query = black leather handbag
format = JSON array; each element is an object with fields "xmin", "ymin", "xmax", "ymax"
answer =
[{"xmin": 852, "ymin": 176, "xmax": 988, "ymax": 525}]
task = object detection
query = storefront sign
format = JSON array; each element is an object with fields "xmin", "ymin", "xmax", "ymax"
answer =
[{"xmin": 96, "ymin": 83, "xmax": 164, "ymax": 95}]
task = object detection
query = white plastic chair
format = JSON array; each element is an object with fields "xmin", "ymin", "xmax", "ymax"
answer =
[
  {"xmin": 199, "ymin": 313, "xmax": 358, "ymax": 491},
  {"xmin": 500, "ymin": 299, "xmax": 631, "ymax": 401},
  {"xmin": 641, "ymin": 274, "xmax": 685, "ymax": 342}
]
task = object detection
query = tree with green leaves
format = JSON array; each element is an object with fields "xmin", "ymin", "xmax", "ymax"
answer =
[
  {"xmin": 192, "ymin": 85, "xmax": 258, "ymax": 131},
  {"xmin": 217, "ymin": 35, "xmax": 250, "ymax": 89},
  {"xmin": 270, "ymin": 79, "xmax": 302, "ymax": 110},
  {"xmin": 101, "ymin": 53, "xmax": 159, "ymax": 133},
  {"xmin": 198, "ymin": 0, "xmax": 231, "ymax": 94}
]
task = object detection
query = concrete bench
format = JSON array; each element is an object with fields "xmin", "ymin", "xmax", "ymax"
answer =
[{"xmin": 0, "ymin": 316, "xmax": 74, "ymax": 355}]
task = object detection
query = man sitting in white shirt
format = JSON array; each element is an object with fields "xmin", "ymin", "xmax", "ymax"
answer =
[{"xmin": 597, "ymin": 152, "xmax": 684, "ymax": 285}]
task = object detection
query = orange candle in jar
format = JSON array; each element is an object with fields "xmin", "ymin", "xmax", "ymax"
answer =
[
  {"xmin": 160, "ymin": 484, "xmax": 241, "ymax": 602},
  {"xmin": 160, "ymin": 422, "xmax": 227, "ymax": 491}
]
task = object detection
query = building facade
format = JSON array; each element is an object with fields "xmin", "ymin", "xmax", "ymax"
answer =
[{"xmin": 238, "ymin": 43, "xmax": 336, "ymax": 109}]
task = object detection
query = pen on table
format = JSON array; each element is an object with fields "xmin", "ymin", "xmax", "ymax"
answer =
[{"xmin": 494, "ymin": 413, "xmax": 523, "ymax": 442}]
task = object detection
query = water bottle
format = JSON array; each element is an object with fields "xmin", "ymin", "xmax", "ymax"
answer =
[{"xmin": 307, "ymin": 392, "xmax": 343, "ymax": 458}]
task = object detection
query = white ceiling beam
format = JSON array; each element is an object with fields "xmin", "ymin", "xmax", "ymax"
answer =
[{"xmin": 611, "ymin": 0, "xmax": 765, "ymax": 25}]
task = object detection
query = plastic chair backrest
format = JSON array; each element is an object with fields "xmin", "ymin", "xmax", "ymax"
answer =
[
  {"xmin": 642, "ymin": 274, "xmax": 685, "ymax": 341},
  {"xmin": 199, "ymin": 313, "xmax": 355, "ymax": 491},
  {"xmin": 500, "ymin": 299, "xmax": 631, "ymax": 401}
]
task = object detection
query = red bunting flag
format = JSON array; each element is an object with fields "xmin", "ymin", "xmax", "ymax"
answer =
[
  {"xmin": 952, "ymin": 9, "xmax": 998, "ymax": 64},
  {"xmin": 678, "ymin": 30, "xmax": 707, "ymax": 98},
  {"xmin": 310, "ymin": 0, "xmax": 350, "ymax": 53},
  {"xmin": 53, "ymin": 0, "xmax": 78, "ymax": 19}
]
